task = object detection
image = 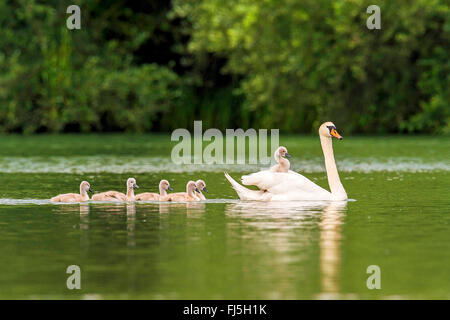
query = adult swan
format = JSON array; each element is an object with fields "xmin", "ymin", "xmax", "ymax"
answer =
[{"xmin": 224, "ymin": 122, "xmax": 347, "ymax": 201}]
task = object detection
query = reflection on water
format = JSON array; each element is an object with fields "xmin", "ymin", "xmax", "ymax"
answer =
[
  {"xmin": 80, "ymin": 203, "xmax": 90, "ymax": 215},
  {"xmin": 227, "ymin": 200, "xmax": 332, "ymax": 215},
  {"xmin": 318, "ymin": 201, "xmax": 347, "ymax": 298},
  {"xmin": 52, "ymin": 200, "xmax": 208, "ymax": 252},
  {"xmin": 126, "ymin": 203, "xmax": 136, "ymax": 216},
  {"xmin": 5, "ymin": 184, "xmax": 445, "ymax": 299},
  {"xmin": 48, "ymin": 198, "xmax": 347, "ymax": 298},
  {"xmin": 127, "ymin": 203, "xmax": 136, "ymax": 247},
  {"xmin": 0, "ymin": 135, "xmax": 447, "ymax": 299},
  {"xmin": 157, "ymin": 202, "xmax": 206, "ymax": 215},
  {"xmin": 226, "ymin": 200, "xmax": 347, "ymax": 298},
  {"xmin": 0, "ymin": 156, "xmax": 448, "ymax": 173}
]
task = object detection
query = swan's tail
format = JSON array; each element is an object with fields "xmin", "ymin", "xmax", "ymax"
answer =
[{"xmin": 224, "ymin": 172, "xmax": 265, "ymax": 200}]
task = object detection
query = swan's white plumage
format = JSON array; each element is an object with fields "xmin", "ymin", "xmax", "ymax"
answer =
[{"xmin": 234, "ymin": 171, "xmax": 333, "ymax": 201}]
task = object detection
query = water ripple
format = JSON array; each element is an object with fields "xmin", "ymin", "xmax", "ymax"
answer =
[{"xmin": 0, "ymin": 156, "xmax": 448, "ymax": 173}]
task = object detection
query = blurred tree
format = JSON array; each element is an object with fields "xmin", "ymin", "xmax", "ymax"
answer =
[
  {"xmin": 0, "ymin": 0, "xmax": 448, "ymax": 134},
  {"xmin": 0, "ymin": 0, "xmax": 183, "ymax": 133},
  {"xmin": 173, "ymin": 0, "xmax": 449, "ymax": 133}
]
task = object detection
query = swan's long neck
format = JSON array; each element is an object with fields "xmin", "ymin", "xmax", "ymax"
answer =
[
  {"xmin": 159, "ymin": 185, "xmax": 167, "ymax": 196},
  {"xmin": 320, "ymin": 136, "xmax": 347, "ymax": 198}
]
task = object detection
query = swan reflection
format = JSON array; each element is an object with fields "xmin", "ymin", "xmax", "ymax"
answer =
[
  {"xmin": 157, "ymin": 202, "xmax": 206, "ymax": 215},
  {"xmin": 227, "ymin": 200, "xmax": 333, "ymax": 216},
  {"xmin": 80, "ymin": 203, "xmax": 90, "ymax": 215},
  {"xmin": 226, "ymin": 201, "xmax": 333, "ymax": 231},
  {"xmin": 127, "ymin": 203, "xmax": 136, "ymax": 247},
  {"xmin": 52, "ymin": 203, "xmax": 90, "ymax": 215},
  {"xmin": 126, "ymin": 203, "xmax": 136, "ymax": 216},
  {"xmin": 318, "ymin": 201, "xmax": 346, "ymax": 297},
  {"xmin": 226, "ymin": 200, "xmax": 347, "ymax": 298}
]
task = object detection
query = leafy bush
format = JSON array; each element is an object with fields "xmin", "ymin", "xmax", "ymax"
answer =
[
  {"xmin": 0, "ymin": 0, "xmax": 182, "ymax": 133},
  {"xmin": 0, "ymin": 0, "xmax": 448, "ymax": 134},
  {"xmin": 174, "ymin": 0, "xmax": 449, "ymax": 134}
]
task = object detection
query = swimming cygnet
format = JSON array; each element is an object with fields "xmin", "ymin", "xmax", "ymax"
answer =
[
  {"xmin": 270, "ymin": 146, "xmax": 291, "ymax": 172},
  {"xmin": 161, "ymin": 181, "xmax": 200, "ymax": 202},
  {"xmin": 92, "ymin": 178, "xmax": 139, "ymax": 201},
  {"xmin": 135, "ymin": 179, "xmax": 173, "ymax": 201},
  {"xmin": 195, "ymin": 179, "xmax": 208, "ymax": 200},
  {"xmin": 51, "ymin": 181, "xmax": 93, "ymax": 202}
]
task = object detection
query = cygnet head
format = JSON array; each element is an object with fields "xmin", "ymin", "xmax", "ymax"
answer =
[
  {"xmin": 275, "ymin": 146, "xmax": 290, "ymax": 159},
  {"xmin": 160, "ymin": 179, "xmax": 173, "ymax": 191},
  {"xmin": 187, "ymin": 181, "xmax": 200, "ymax": 194},
  {"xmin": 319, "ymin": 122, "xmax": 343, "ymax": 140},
  {"xmin": 127, "ymin": 178, "xmax": 139, "ymax": 189},
  {"xmin": 195, "ymin": 180, "xmax": 208, "ymax": 193},
  {"xmin": 80, "ymin": 181, "xmax": 93, "ymax": 193}
]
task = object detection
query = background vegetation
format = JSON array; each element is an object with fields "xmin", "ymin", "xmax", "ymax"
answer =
[{"xmin": 0, "ymin": 0, "xmax": 448, "ymax": 134}]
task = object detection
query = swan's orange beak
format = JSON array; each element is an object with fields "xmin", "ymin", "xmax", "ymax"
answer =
[{"xmin": 330, "ymin": 128, "xmax": 343, "ymax": 140}]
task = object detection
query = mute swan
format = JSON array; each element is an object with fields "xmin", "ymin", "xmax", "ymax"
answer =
[
  {"xmin": 51, "ymin": 181, "xmax": 93, "ymax": 202},
  {"xmin": 270, "ymin": 146, "xmax": 291, "ymax": 172},
  {"xmin": 92, "ymin": 178, "xmax": 139, "ymax": 201},
  {"xmin": 195, "ymin": 179, "xmax": 208, "ymax": 200},
  {"xmin": 135, "ymin": 179, "xmax": 173, "ymax": 201},
  {"xmin": 161, "ymin": 181, "xmax": 200, "ymax": 202},
  {"xmin": 224, "ymin": 122, "xmax": 347, "ymax": 201}
]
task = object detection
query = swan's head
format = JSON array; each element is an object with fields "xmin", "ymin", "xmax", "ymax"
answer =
[
  {"xmin": 275, "ymin": 146, "xmax": 291, "ymax": 158},
  {"xmin": 80, "ymin": 181, "xmax": 93, "ymax": 193},
  {"xmin": 319, "ymin": 122, "xmax": 343, "ymax": 140},
  {"xmin": 187, "ymin": 181, "xmax": 200, "ymax": 194},
  {"xmin": 160, "ymin": 179, "xmax": 173, "ymax": 191},
  {"xmin": 127, "ymin": 178, "xmax": 139, "ymax": 189},
  {"xmin": 196, "ymin": 179, "xmax": 208, "ymax": 193}
]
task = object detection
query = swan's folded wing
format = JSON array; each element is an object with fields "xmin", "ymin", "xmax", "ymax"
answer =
[
  {"xmin": 242, "ymin": 171, "xmax": 330, "ymax": 197},
  {"xmin": 242, "ymin": 170, "xmax": 311, "ymax": 190},
  {"xmin": 241, "ymin": 170, "xmax": 280, "ymax": 190},
  {"xmin": 269, "ymin": 173, "xmax": 330, "ymax": 197}
]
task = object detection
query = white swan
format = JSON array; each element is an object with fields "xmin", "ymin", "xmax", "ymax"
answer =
[{"xmin": 224, "ymin": 122, "xmax": 347, "ymax": 201}]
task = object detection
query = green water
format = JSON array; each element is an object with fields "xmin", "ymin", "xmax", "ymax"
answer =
[{"xmin": 0, "ymin": 135, "xmax": 448, "ymax": 299}]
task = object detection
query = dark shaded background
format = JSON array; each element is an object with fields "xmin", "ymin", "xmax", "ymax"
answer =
[{"xmin": 0, "ymin": 0, "xmax": 448, "ymax": 134}]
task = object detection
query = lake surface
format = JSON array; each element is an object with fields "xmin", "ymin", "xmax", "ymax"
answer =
[{"xmin": 0, "ymin": 134, "xmax": 448, "ymax": 299}]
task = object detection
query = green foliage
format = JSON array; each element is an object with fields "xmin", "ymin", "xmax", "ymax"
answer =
[
  {"xmin": 0, "ymin": 0, "xmax": 182, "ymax": 133},
  {"xmin": 0, "ymin": 0, "xmax": 447, "ymax": 134}
]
